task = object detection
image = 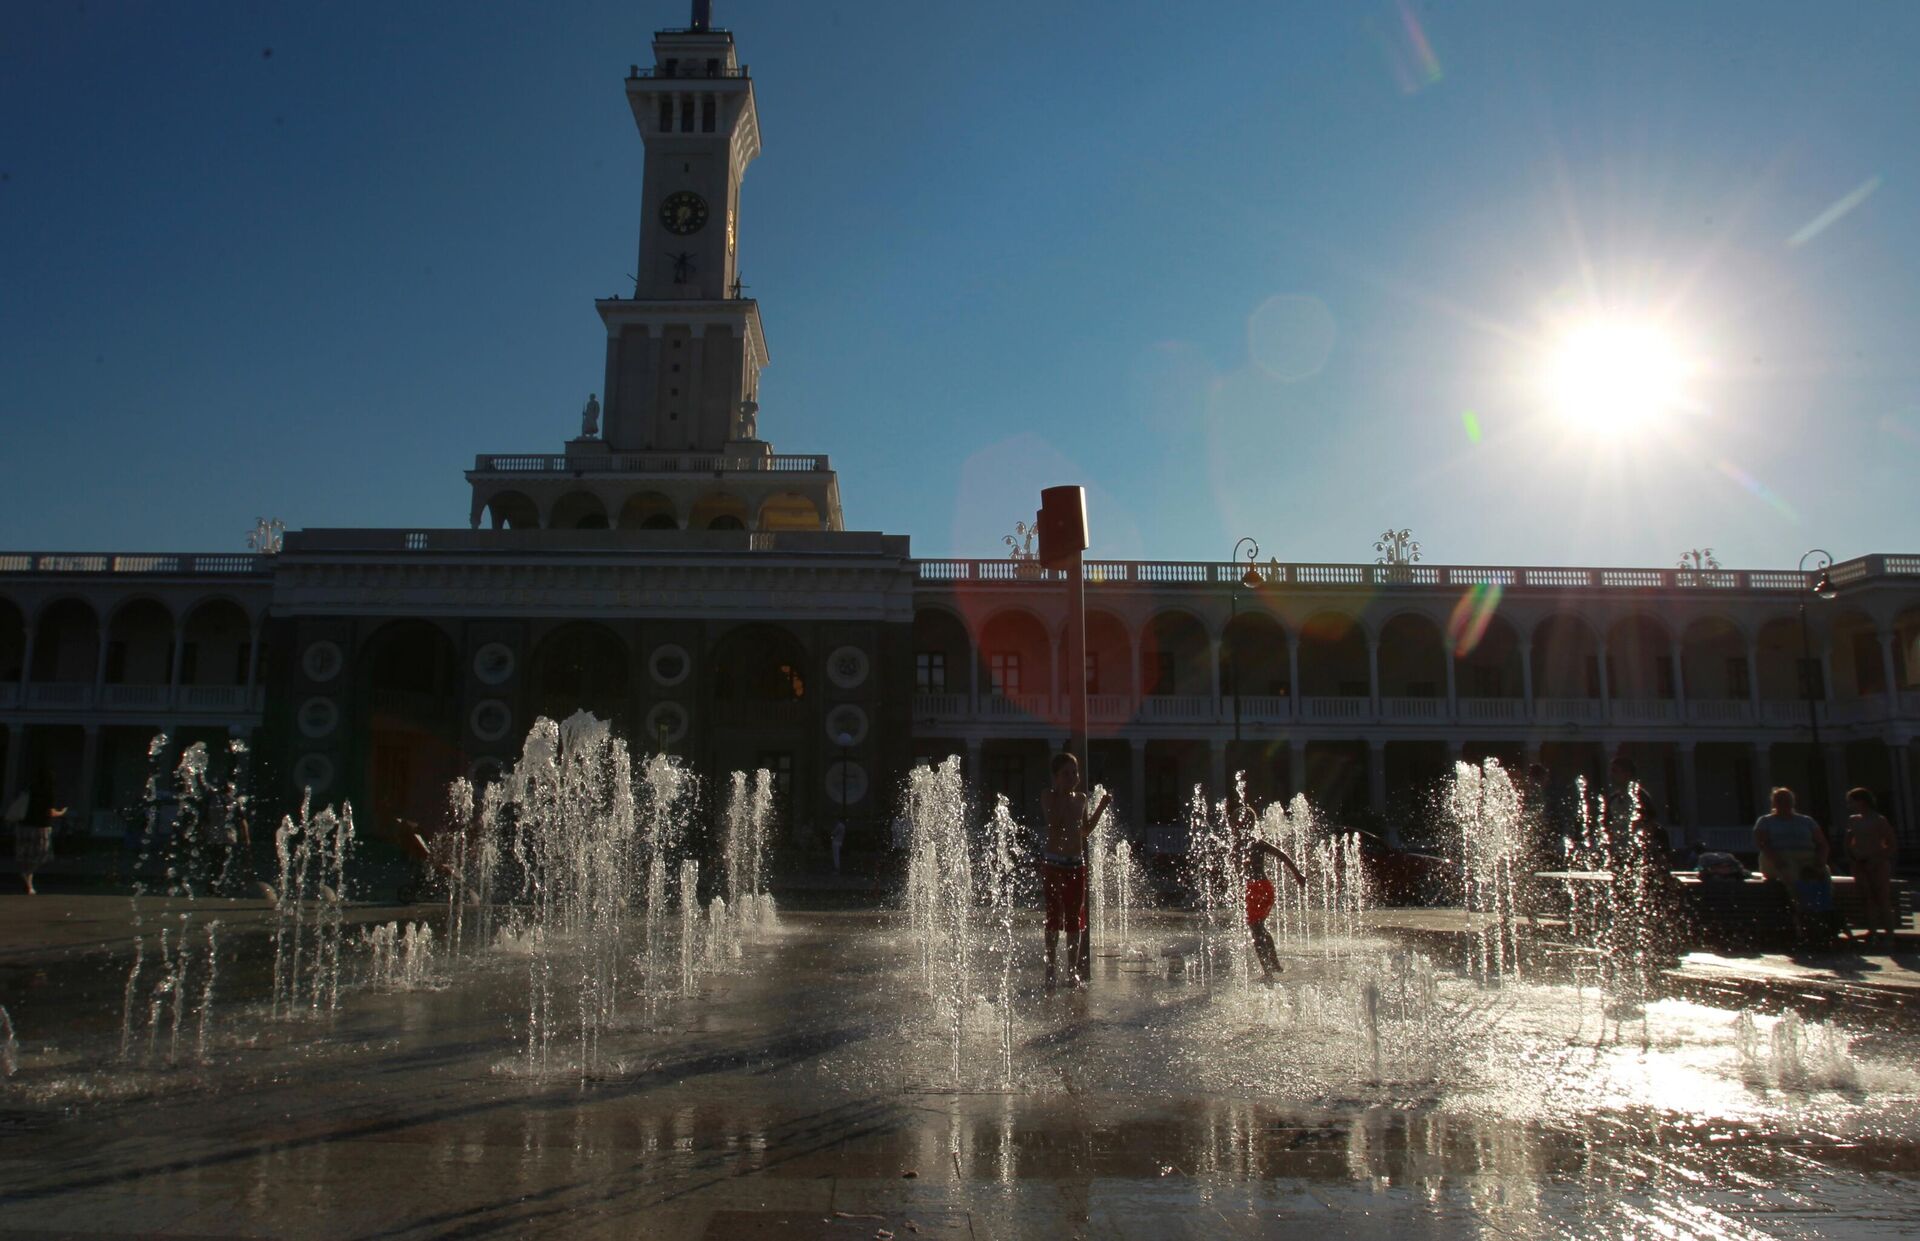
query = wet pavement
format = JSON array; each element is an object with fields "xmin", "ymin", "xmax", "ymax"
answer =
[{"xmin": 2, "ymin": 901, "xmax": 1919, "ymax": 1238}]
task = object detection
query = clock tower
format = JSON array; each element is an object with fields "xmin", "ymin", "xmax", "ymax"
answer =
[
  {"xmin": 599, "ymin": 0, "xmax": 764, "ymax": 454},
  {"xmin": 467, "ymin": 2, "xmax": 843, "ymax": 534}
]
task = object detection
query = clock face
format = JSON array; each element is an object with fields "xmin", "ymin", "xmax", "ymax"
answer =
[{"xmin": 660, "ymin": 191, "xmax": 708, "ymax": 235}]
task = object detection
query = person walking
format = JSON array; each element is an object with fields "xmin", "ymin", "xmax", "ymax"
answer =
[
  {"xmin": 1844, "ymin": 787, "xmax": 1899, "ymax": 949},
  {"xmin": 13, "ymin": 766, "xmax": 66, "ymax": 896},
  {"xmin": 1753, "ymin": 786, "xmax": 1830, "ymax": 945},
  {"xmin": 1038, "ymin": 751, "xmax": 1108, "ymax": 991}
]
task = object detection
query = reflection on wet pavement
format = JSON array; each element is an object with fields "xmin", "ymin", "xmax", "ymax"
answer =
[{"xmin": 3, "ymin": 910, "xmax": 1918, "ymax": 1238}]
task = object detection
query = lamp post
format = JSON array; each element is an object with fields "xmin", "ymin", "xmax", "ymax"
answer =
[
  {"xmin": 1228, "ymin": 538, "xmax": 1262, "ymax": 749},
  {"xmin": 1797, "ymin": 549, "xmax": 1839, "ymax": 823}
]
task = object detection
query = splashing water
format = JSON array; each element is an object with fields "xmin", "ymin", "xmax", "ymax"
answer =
[
  {"xmin": 903, "ymin": 757, "xmax": 974, "ymax": 1081},
  {"xmin": 270, "ymin": 792, "xmax": 357, "ymax": 1018},
  {"xmin": 1448, "ymin": 759, "xmax": 1524, "ymax": 984}
]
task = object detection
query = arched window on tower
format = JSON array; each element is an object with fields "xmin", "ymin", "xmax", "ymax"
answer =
[
  {"xmin": 701, "ymin": 97, "xmax": 716, "ymax": 132},
  {"xmin": 680, "ymin": 94, "xmax": 694, "ymax": 132},
  {"xmin": 658, "ymin": 96, "xmax": 673, "ymax": 132}
]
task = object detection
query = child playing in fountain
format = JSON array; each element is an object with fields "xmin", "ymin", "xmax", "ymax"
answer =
[
  {"xmin": 1039, "ymin": 751, "xmax": 1109, "ymax": 990},
  {"xmin": 1226, "ymin": 789, "xmax": 1307, "ymax": 984}
]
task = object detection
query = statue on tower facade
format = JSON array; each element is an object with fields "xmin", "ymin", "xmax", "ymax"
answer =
[
  {"xmin": 732, "ymin": 396, "xmax": 759, "ymax": 442},
  {"xmin": 581, "ymin": 393, "xmax": 601, "ymax": 438}
]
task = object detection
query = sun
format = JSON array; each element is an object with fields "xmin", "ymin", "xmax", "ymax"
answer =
[{"xmin": 1543, "ymin": 317, "xmax": 1691, "ymax": 433}]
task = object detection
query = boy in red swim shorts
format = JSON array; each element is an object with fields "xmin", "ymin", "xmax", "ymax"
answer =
[
  {"xmin": 1227, "ymin": 788, "xmax": 1306, "ymax": 984},
  {"xmin": 1040, "ymin": 751, "xmax": 1110, "ymax": 990}
]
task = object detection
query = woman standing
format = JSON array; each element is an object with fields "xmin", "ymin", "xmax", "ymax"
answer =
[
  {"xmin": 1845, "ymin": 787, "xmax": 1900, "ymax": 949},
  {"xmin": 14, "ymin": 765, "xmax": 66, "ymax": 896}
]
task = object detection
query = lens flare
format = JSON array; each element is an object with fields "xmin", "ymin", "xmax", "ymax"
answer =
[{"xmin": 1447, "ymin": 581, "xmax": 1503, "ymax": 658}]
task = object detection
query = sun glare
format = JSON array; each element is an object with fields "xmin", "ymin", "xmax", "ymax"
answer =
[{"xmin": 1544, "ymin": 318, "xmax": 1690, "ymax": 433}]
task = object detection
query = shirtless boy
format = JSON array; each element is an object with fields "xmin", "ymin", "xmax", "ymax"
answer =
[
  {"xmin": 1226, "ymin": 789, "xmax": 1306, "ymax": 983},
  {"xmin": 1039, "ymin": 751, "xmax": 1110, "ymax": 990}
]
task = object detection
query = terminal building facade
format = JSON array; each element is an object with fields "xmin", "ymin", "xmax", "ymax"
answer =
[{"xmin": 4, "ymin": 7, "xmax": 1919, "ymax": 858}]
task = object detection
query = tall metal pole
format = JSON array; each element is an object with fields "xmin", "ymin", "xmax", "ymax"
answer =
[
  {"xmin": 1797, "ymin": 549, "xmax": 1834, "ymax": 824},
  {"xmin": 1066, "ymin": 552, "xmax": 1087, "ymax": 778}
]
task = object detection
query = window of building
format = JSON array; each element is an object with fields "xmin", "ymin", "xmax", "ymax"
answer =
[
  {"xmin": 658, "ymin": 96, "xmax": 673, "ymax": 131},
  {"xmin": 1725, "ymin": 656, "xmax": 1751, "ymax": 699},
  {"xmin": 988, "ymin": 651, "xmax": 1021, "ymax": 695},
  {"xmin": 706, "ymin": 58, "xmax": 720, "ymax": 77},
  {"xmin": 1655, "ymin": 655, "xmax": 1676, "ymax": 698},
  {"xmin": 701, "ymin": 97, "xmax": 716, "ymax": 131},
  {"xmin": 1085, "ymin": 651, "xmax": 1100, "ymax": 695},
  {"xmin": 680, "ymin": 94, "xmax": 694, "ymax": 132},
  {"xmin": 915, "ymin": 651, "xmax": 946, "ymax": 693}
]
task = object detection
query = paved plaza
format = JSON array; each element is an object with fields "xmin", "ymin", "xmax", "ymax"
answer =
[{"xmin": 3, "ymin": 897, "xmax": 1918, "ymax": 1239}]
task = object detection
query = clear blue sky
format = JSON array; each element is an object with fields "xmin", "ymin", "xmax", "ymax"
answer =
[{"xmin": 4, "ymin": 1, "xmax": 1915, "ymax": 567}]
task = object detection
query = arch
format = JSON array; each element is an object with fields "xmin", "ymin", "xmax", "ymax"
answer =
[
  {"xmin": 1680, "ymin": 616, "xmax": 1747, "ymax": 700},
  {"xmin": 179, "ymin": 597, "xmax": 253, "ymax": 687},
  {"xmin": 709, "ymin": 622, "xmax": 809, "ymax": 701},
  {"xmin": 977, "ymin": 609, "xmax": 1053, "ymax": 699},
  {"xmin": 360, "ymin": 620, "xmax": 463, "ymax": 833},
  {"xmin": 1605, "ymin": 613, "xmax": 1675, "ymax": 699},
  {"xmin": 1296, "ymin": 610, "xmax": 1368, "ymax": 698},
  {"xmin": 1139, "ymin": 609, "xmax": 1210, "ymax": 697},
  {"xmin": 1895, "ymin": 604, "xmax": 1920, "ymax": 692},
  {"xmin": 1456, "ymin": 614, "xmax": 1523, "ymax": 698},
  {"xmin": 1085, "ymin": 609, "xmax": 1136, "ymax": 697},
  {"xmin": 29, "ymin": 598, "xmax": 100, "ymax": 683},
  {"xmin": 104, "ymin": 597, "xmax": 175, "ymax": 685},
  {"xmin": 616, "ymin": 491, "xmax": 678, "ymax": 530},
  {"xmin": 690, "ymin": 492, "xmax": 750, "ymax": 531},
  {"xmin": 530, "ymin": 622, "xmax": 631, "ymax": 724},
  {"xmin": 1376, "ymin": 612, "xmax": 1446, "ymax": 697},
  {"xmin": 1827, "ymin": 605, "xmax": 1883, "ymax": 698},
  {"xmin": 1754, "ymin": 615, "xmax": 1809, "ymax": 701},
  {"xmin": 0, "ymin": 597, "xmax": 25, "ymax": 682},
  {"xmin": 486, "ymin": 490, "xmax": 539, "ymax": 531},
  {"xmin": 1220, "ymin": 609, "xmax": 1287, "ymax": 698},
  {"xmin": 1531, "ymin": 613, "xmax": 1600, "ymax": 699},
  {"xmin": 549, "ymin": 490, "xmax": 610, "ymax": 530},
  {"xmin": 758, "ymin": 492, "xmax": 823, "ymax": 532},
  {"xmin": 912, "ymin": 606, "xmax": 971, "ymax": 696}
]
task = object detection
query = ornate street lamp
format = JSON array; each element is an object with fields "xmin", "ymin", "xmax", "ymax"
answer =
[
  {"xmin": 1797, "ymin": 549, "xmax": 1837, "ymax": 822},
  {"xmin": 1229, "ymin": 537, "xmax": 1261, "ymax": 747}
]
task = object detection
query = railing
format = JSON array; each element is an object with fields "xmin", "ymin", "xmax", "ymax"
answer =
[
  {"xmin": 1142, "ymin": 695, "xmax": 1214, "ymax": 721},
  {"xmin": 980, "ymin": 692, "xmax": 1050, "ymax": 718},
  {"xmin": 1761, "ymin": 700, "xmax": 1823, "ymax": 727},
  {"xmin": 471, "ymin": 452, "xmax": 829, "ymax": 474},
  {"xmin": 1687, "ymin": 700, "xmax": 1754, "ymax": 725},
  {"xmin": 27, "ymin": 683, "xmax": 92, "ymax": 707},
  {"xmin": 628, "ymin": 64, "xmax": 749, "ymax": 80},
  {"xmin": 178, "ymin": 685, "xmax": 262, "ymax": 712},
  {"xmin": 1536, "ymin": 697, "xmax": 1604, "ymax": 724},
  {"xmin": 1611, "ymin": 698, "xmax": 1680, "ymax": 725},
  {"xmin": 1458, "ymin": 697, "xmax": 1527, "ymax": 721},
  {"xmin": 1299, "ymin": 696, "xmax": 1371, "ymax": 720},
  {"xmin": 0, "ymin": 553, "xmax": 269, "ymax": 576},
  {"xmin": 101, "ymin": 684, "xmax": 170, "ymax": 709},
  {"xmin": 1381, "ymin": 696, "xmax": 1446, "ymax": 721},
  {"xmin": 1088, "ymin": 693, "xmax": 1133, "ymax": 722},
  {"xmin": 1235, "ymin": 695, "xmax": 1292, "ymax": 722},
  {"xmin": 911, "ymin": 554, "xmax": 1907, "ymax": 592},
  {"xmin": 912, "ymin": 692, "xmax": 967, "ymax": 721}
]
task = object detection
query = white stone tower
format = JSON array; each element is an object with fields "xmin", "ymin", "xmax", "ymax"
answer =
[{"xmin": 467, "ymin": 1, "xmax": 843, "ymax": 534}]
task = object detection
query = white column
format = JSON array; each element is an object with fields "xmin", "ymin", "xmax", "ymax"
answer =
[
  {"xmin": 1669, "ymin": 637, "xmax": 1688, "ymax": 715},
  {"xmin": 168, "ymin": 625, "xmax": 186, "ymax": 709},
  {"xmin": 1366, "ymin": 636, "xmax": 1382, "ymax": 718},
  {"xmin": 1444, "ymin": 651, "xmax": 1458, "ymax": 723},
  {"xmin": 1878, "ymin": 629, "xmax": 1901, "ymax": 708},
  {"xmin": 244, "ymin": 619, "xmax": 264, "ymax": 696},
  {"xmin": 1746, "ymin": 639, "xmax": 1763, "ymax": 717},
  {"xmin": 1595, "ymin": 639, "xmax": 1611, "ymax": 721},
  {"xmin": 968, "ymin": 641, "xmax": 980, "ymax": 717},
  {"xmin": 1520, "ymin": 642, "xmax": 1535, "ymax": 715},
  {"xmin": 93, "ymin": 623, "xmax": 110, "ymax": 692}
]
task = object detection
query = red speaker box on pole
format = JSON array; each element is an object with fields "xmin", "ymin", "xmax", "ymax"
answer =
[{"xmin": 1036, "ymin": 485, "xmax": 1088, "ymax": 570}]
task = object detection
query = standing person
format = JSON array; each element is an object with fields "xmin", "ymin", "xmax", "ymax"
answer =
[
  {"xmin": 1844, "ymin": 787, "xmax": 1900, "ymax": 949},
  {"xmin": 1753, "ymin": 786, "xmax": 1829, "ymax": 943},
  {"xmin": 1039, "ymin": 752, "xmax": 1109, "ymax": 991},
  {"xmin": 15, "ymin": 766, "xmax": 66, "ymax": 896},
  {"xmin": 1226, "ymin": 788, "xmax": 1306, "ymax": 984}
]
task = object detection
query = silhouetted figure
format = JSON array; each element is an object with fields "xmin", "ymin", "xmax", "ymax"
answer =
[
  {"xmin": 1844, "ymin": 786, "xmax": 1899, "ymax": 948},
  {"xmin": 1039, "ymin": 752, "xmax": 1108, "ymax": 990},
  {"xmin": 1226, "ymin": 789, "xmax": 1306, "ymax": 984}
]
